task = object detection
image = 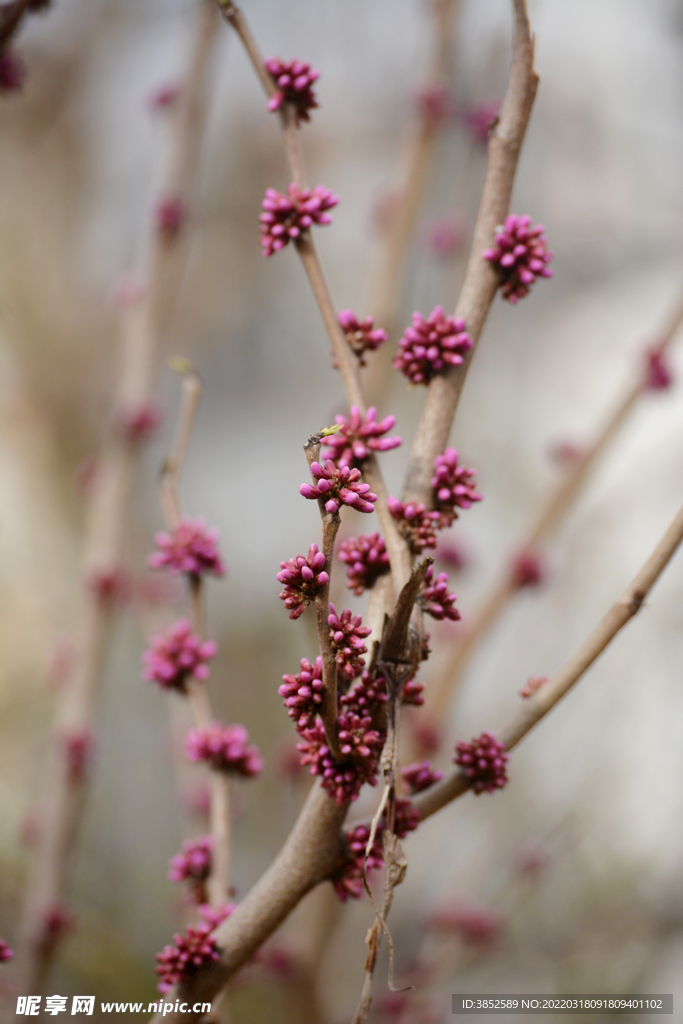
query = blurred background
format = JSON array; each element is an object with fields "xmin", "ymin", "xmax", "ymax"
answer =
[{"xmin": 2, "ymin": 0, "xmax": 683, "ymax": 1019}]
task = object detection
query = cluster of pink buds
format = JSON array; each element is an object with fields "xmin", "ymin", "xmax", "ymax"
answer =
[
  {"xmin": 259, "ymin": 183, "xmax": 338, "ymax": 257},
  {"xmin": 402, "ymin": 677, "xmax": 425, "ymax": 706},
  {"xmin": 454, "ymin": 732, "xmax": 509, "ymax": 795},
  {"xmin": 431, "ymin": 448, "xmax": 482, "ymax": 526},
  {"xmin": 393, "ymin": 306, "xmax": 472, "ymax": 385},
  {"xmin": 186, "ymin": 722, "xmax": 263, "ymax": 778},
  {"xmin": 644, "ymin": 346, "xmax": 674, "ymax": 390},
  {"xmin": 118, "ymin": 402, "xmax": 162, "ymax": 444},
  {"xmin": 197, "ymin": 902, "xmax": 235, "ymax": 931},
  {"xmin": 0, "ymin": 940, "xmax": 12, "ymax": 961},
  {"xmin": 340, "ymin": 669, "xmax": 387, "ymax": 716},
  {"xmin": 393, "ymin": 797, "xmax": 421, "ymax": 838},
  {"xmin": 388, "ymin": 497, "xmax": 440, "ymax": 553},
  {"xmin": 520, "ymin": 675, "xmax": 547, "ymax": 699},
  {"xmin": 297, "ymin": 714, "xmax": 383, "ymax": 804},
  {"xmin": 510, "ymin": 549, "xmax": 545, "ymax": 589},
  {"xmin": 426, "ymin": 901, "xmax": 502, "ymax": 944},
  {"xmin": 419, "ymin": 567, "xmax": 460, "ymax": 621},
  {"xmin": 279, "ymin": 656, "xmax": 324, "ymax": 731},
  {"xmin": 155, "ymin": 923, "xmax": 220, "ymax": 993},
  {"xmin": 0, "ymin": 51, "xmax": 25, "ymax": 92},
  {"xmin": 402, "ymin": 761, "xmax": 444, "ymax": 794},
  {"xmin": 328, "ymin": 605, "xmax": 371, "ymax": 682},
  {"xmin": 61, "ymin": 729, "xmax": 94, "ymax": 784},
  {"xmin": 331, "ymin": 824, "xmax": 384, "ymax": 901},
  {"xmin": 483, "ymin": 214, "xmax": 553, "ymax": 303},
  {"xmin": 277, "ymin": 544, "xmax": 329, "ymax": 619},
  {"xmin": 149, "ymin": 517, "xmax": 225, "ymax": 578},
  {"xmin": 154, "ymin": 196, "xmax": 187, "ymax": 240},
  {"xmin": 322, "ymin": 406, "xmax": 401, "ymax": 469},
  {"xmin": 34, "ymin": 904, "xmax": 75, "ymax": 960},
  {"xmin": 265, "ymin": 57, "xmax": 319, "ymax": 124},
  {"xmin": 87, "ymin": 566, "xmax": 130, "ymax": 605},
  {"xmin": 338, "ymin": 310, "xmax": 387, "ymax": 366},
  {"xmin": 300, "ymin": 460, "xmax": 377, "ymax": 514},
  {"xmin": 142, "ymin": 620, "xmax": 217, "ymax": 693},
  {"xmin": 167, "ymin": 836, "xmax": 213, "ymax": 904},
  {"xmin": 338, "ymin": 533, "xmax": 390, "ymax": 595}
]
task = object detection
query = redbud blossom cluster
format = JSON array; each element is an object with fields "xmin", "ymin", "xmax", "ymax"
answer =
[
  {"xmin": 277, "ymin": 544, "xmax": 329, "ymax": 619},
  {"xmin": 454, "ymin": 732, "xmax": 509, "ymax": 795},
  {"xmin": 431, "ymin": 448, "xmax": 482, "ymax": 525},
  {"xmin": 167, "ymin": 836, "xmax": 213, "ymax": 904},
  {"xmin": 338, "ymin": 310, "xmax": 387, "ymax": 366},
  {"xmin": 393, "ymin": 306, "xmax": 472, "ymax": 385},
  {"xmin": 331, "ymin": 799, "xmax": 420, "ymax": 902},
  {"xmin": 483, "ymin": 214, "xmax": 553, "ymax": 303},
  {"xmin": 142, "ymin": 620, "xmax": 217, "ymax": 693},
  {"xmin": 328, "ymin": 605, "xmax": 371, "ymax": 682},
  {"xmin": 0, "ymin": 940, "xmax": 12, "ymax": 962},
  {"xmin": 419, "ymin": 567, "xmax": 460, "ymax": 621},
  {"xmin": 259, "ymin": 183, "xmax": 338, "ymax": 257},
  {"xmin": 155, "ymin": 923, "xmax": 220, "ymax": 993},
  {"xmin": 265, "ymin": 57, "xmax": 319, "ymax": 123},
  {"xmin": 149, "ymin": 517, "xmax": 225, "ymax": 577},
  {"xmin": 297, "ymin": 713, "xmax": 383, "ymax": 804},
  {"xmin": 322, "ymin": 406, "xmax": 401, "ymax": 469},
  {"xmin": 338, "ymin": 533, "xmax": 390, "ymax": 595},
  {"xmin": 402, "ymin": 761, "xmax": 444, "ymax": 794},
  {"xmin": 388, "ymin": 497, "xmax": 440, "ymax": 553},
  {"xmin": 279, "ymin": 657, "xmax": 324, "ymax": 731},
  {"xmin": 186, "ymin": 723, "xmax": 263, "ymax": 778},
  {"xmin": 300, "ymin": 460, "xmax": 377, "ymax": 514}
]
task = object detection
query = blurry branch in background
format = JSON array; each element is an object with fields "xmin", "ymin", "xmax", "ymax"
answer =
[
  {"xmin": 413, "ymin": 492, "xmax": 683, "ymax": 821},
  {"xmin": 402, "ymin": 0, "xmax": 539, "ymax": 505},
  {"xmin": 17, "ymin": 0, "xmax": 220, "ymax": 993},
  {"xmin": 159, "ymin": 365, "xmax": 232, "ymax": 908},
  {"xmin": 366, "ymin": 0, "xmax": 460, "ymax": 344},
  {"xmin": 423, "ymin": 283, "xmax": 683, "ymax": 727}
]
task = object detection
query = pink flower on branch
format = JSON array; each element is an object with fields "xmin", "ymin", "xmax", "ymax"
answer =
[
  {"xmin": 644, "ymin": 346, "xmax": 674, "ymax": 391},
  {"xmin": 419, "ymin": 566, "xmax": 460, "ymax": 622},
  {"xmin": 328, "ymin": 605, "xmax": 371, "ymax": 682},
  {"xmin": 142, "ymin": 620, "xmax": 218, "ymax": 694},
  {"xmin": 300, "ymin": 460, "xmax": 377, "ymax": 514},
  {"xmin": 402, "ymin": 761, "xmax": 443, "ymax": 794},
  {"xmin": 454, "ymin": 732, "xmax": 509, "ymax": 795},
  {"xmin": 483, "ymin": 214, "xmax": 553, "ymax": 303},
  {"xmin": 338, "ymin": 533, "xmax": 390, "ymax": 595},
  {"xmin": 321, "ymin": 406, "xmax": 401, "ymax": 469},
  {"xmin": 154, "ymin": 196, "xmax": 187, "ymax": 240},
  {"xmin": 388, "ymin": 497, "xmax": 440, "ymax": 553},
  {"xmin": 277, "ymin": 544, "xmax": 329, "ymax": 619},
  {"xmin": 167, "ymin": 835, "xmax": 213, "ymax": 904},
  {"xmin": 297, "ymin": 712, "xmax": 383, "ymax": 805},
  {"xmin": 340, "ymin": 669, "xmax": 387, "ymax": 716},
  {"xmin": 149, "ymin": 518, "xmax": 225, "ymax": 578},
  {"xmin": 259, "ymin": 184, "xmax": 338, "ymax": 257},
  {"xmin": 510, "ymin": 549, "xmax": 545, "ymax": 589},
  {"xmin": 331, "ymin": 798, "xmax": 420, "ymax": 901},
  {"xmin": 155, "ymin": 923, "xmax": 220, "ymax": 993},
  {"xmin": 265, "ymin": 57, "xmax": 320, "ymax": 124},
  {"xmin": 279, "ymin": 656, "xmax": 324, "ymax": 731},
  {"xmin": 393, "ymin": 306, "xmax": 472, "ymax": 385},
  {"xmin": 186, "ymin": 723, "xmax": 263, "ymax": 778},
  {"xmin": 338, "ymin": 310, "xmax": 387, "ymax": 366},
  {"xmin": 0, "ymin": 940, "xmax": 13, "ymax": 961},
  {"xmin": 463, "ymin": 102, "xmax": 500, "ymax": 145},
  {"xmin": 0, "ymin": 51, "xmax": 26, "ymax": 93},
  {"xmin": 431, "ymin": 448, "xmax": 482, "ymax": 526}
]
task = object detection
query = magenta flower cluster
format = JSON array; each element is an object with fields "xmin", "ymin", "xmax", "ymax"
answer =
[
  {"xmin": 167, "ymin": 836, "xmax": 213, "ymax": 904},
  {"xmin": 155, "ymin": 923, "xmax": 220, "ymax": 993},
  {"xmin": 483, "ymin": 214, "xmax": 553, "ymax": 303},
  {"xmin": 300, "ymin": 460, "xmax": 376, "ymax": 514},
  {"xmin": 154, "ymin": 196, "xmax": 187, "ymax": 239},
  {"xmin": 279, "ymin": 656, "xmax": 324, "ymax": 731},
  {"xmin": 338, "ymin": 310, "xmax": 388, "ymax": 366},
  {"xmin": 510, "ymin": 549, "xmax": 545, "ymax": 589},
  {"xmin": 142, "ymin": 620, "xmax": 217, "ymax": 693},
  {"xmin": 260, "ymin": 183, "xmax": 338, "ymax": 257},
  {"xmin": 322, "ymin": 406, "xmax": 401, "ymax": 469},
  {"xmin": 265, "ymin": 57, "xmax": 319, "ymax": 124},
  {"xmin": 328, "ymin": 605, "xmax": 371, "ymax": 682},
  {"xmin": 277, "ymin": 544, "xmax": 329, "ymax": 619},
  {"xmin": 339, "ymin": 669, "xmax": 387, "ymax": 715},
  {"xmin": 186, "ymin": 723, "xmax": 263, "ymax": 778},
  {"xmin": 297, "ymin": 712, "xmax": 383, "ymax": 804},
  {"xmin": 149, "ymin": 517, "xmax": 225, "ymax": 578},
  {"xmin": 420, "ymin": 567, "xmax": 460, "ymax": 621},
  {"xmin": 645, "ymin": 346, "xmax": 673, "ymax": 390},
  {"xmin": 393, "ymin": 306, "xmax": 472, "ymax": 385},
  {"xmin": 0, "ymin": 940, "xmax": 13, "ymax": 962},
  {"xmin": 338, "ymin": 533, "xmax": 390, "ymax": 595},
  {"xmin": 0, "ymin": 51, "xmax": 25, "ymax": 93},
  {"xmin": 388, "ymin": 497, "xmax": 440, "ymax": 553},
  {"xmin": 402, "ymin": 761, "xmax": 444, "ymax": 794},
  {"xmin": 331, "ymin": 799, "xmax": 420, "ymax": 902},
  {"xmin": 431, "ymin": 448, "xmax": 482, "ymax": 525},
  {"xmin": 454, "ymin": 732, "xmax": 509, "ymax": 795}
]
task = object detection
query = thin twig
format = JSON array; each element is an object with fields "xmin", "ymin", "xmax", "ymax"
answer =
[
  {"xmin": 402, "ymin": 0, "xmax": 538, "ymax": 505},
  {"xmin": 425, "ymin": 283, "xmax": 683, "ymax": 720},
  {"xmin": 18, "ymin": 1, "xmax": 220, "ymax": 992},
  {"xmin": 413, "ymin": 495, "xmax": 683, "ymax": 822}
]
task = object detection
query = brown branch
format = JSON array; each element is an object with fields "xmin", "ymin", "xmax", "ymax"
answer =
[
  {"xmin": 402, "ymin": 0, "xmax": 538, "ymax": 505},
  {"xmin": 17, "ymin": 2, "xmax": 220, "ymax": 991},
  {"xmin": 413, "ymin": 494, "xmax": 683, "ymax": 822},
  {"xmin": 425, "ymin": 281, "xmax": 683, "ymax": 721}
]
